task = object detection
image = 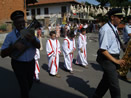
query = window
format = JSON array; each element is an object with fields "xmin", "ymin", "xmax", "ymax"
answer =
[
  {"xmin": 37, "ymin": 8, "xmax": 41, "ymax": 15},
  {"xmin": 44, "ymin": 8, "xmax": 49, "ymax": 14},
  {"xmin": 61, "ymin": 6, "xmax": 66, "ymax": 13},
  {"xmin": 26, "ymin": 9, "xmax": 29, "ymax": 16},
  {"xmin": 31, "ymin": 9, "xmax": 35, "ymax": 15},
  {"xmin": 61, "ymin": 6, "xmax": 66, "ymax": 17}
]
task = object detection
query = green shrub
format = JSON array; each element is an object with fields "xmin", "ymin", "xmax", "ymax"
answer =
[{"xmin": 0, "ymin": 24, "xmax": 7, "ymax": 31}]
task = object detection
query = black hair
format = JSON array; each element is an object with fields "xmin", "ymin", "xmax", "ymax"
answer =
[
  {"xmin": 50, "ymin": 31, "xmax": 56, "ymax": 36},
  {"xmin": 127, "ymin": 16, "xmax": 131, "ymax": 22},
  {"xmin": 67, "ymin": 30, "xmax": 75, "ymax": 38},
  {"xmin": 81, "ymin": 28, "xmax": 86, "ymax": 33}
]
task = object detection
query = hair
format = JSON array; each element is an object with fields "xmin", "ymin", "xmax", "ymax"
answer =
[
  {"xmin": 127, "ymin": 16, "xmax": 131, "ymax": 22},
  {"xmin": 67, "ymin": 30, "xmax": 75, "ymax": 38},
  {"xmin": 81, "ymin": 28, "xmax": 86, "ymax": 33},
  {"xmin": 50, "ymin": 31, "xmax": 56, "ymax": 36}
]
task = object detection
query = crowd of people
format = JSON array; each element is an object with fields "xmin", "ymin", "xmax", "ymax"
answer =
[
  {"xmin": 0, "ymin": 8, "xmax": 131, "ymax": 98},
  {"xmin": 47, "ymin": 21, "xmax": 100, "ymax": 38}
]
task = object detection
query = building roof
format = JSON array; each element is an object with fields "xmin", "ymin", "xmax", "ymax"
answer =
[{"xmin": 28, "ymin": 0, "xmax": 80, "ymax": 6}]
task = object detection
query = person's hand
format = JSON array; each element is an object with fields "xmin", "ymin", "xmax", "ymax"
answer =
[
  {"xmin": 80, "ymin": 48, "xmax": 83, "ymax": 53},
  {"xmin": 14, "ymin": 42, "xmax": 26, "ymax": 52},
  {"xmin": 115, "ymin": 59, "xmax": 125, "ymax": 67},
  {"xmin": 70, "ymin": 51, "xmax": 74, "ymax": 54},
  {"xmin": 25, "ymin": 32, "xmax": 35, "ymax": 43}
]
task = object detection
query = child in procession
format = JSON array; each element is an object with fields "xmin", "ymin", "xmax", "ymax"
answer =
[
  {"xmin": 76, "ymin": 28, "xmax": 88, "ymax": 68},
  {"xmin": 62, "ymin": 30, "xmax": 76, "ymax": 74},
  {"xmin": 34, "ymin": 48, "xmax": 40, "ymax": 82},
  {"xmin": 46, "ymin": 31, "xmax": 61, "ymax": 78}
]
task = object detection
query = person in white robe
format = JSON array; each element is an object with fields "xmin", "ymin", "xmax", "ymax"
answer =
[
  {"xmin": 76, "ymin": 28, "xmax": 88, "ymax": 68},
  {"xmin": 46, "ymin": 31, "xmax": 61, "ymax": 77},
  {"xmin": 62, "ymin": 30, "xmax": 76, "ymax": 73},
  {"xmin": 34, "ymin": 48, "xmax": 40, "ymax": 82},
  {"xmin": 127, "ymin": 6, "xmax": 131, "ymax": 16}
]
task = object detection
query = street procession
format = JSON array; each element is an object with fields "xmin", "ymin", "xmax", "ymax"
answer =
[{"xmin": 0, "ymin": 0, "xmax": 131, "ymax": 98}]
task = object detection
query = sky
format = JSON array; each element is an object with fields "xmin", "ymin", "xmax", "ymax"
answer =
[{"xmin": 77, "ymin": 0, "xmax": 100, "ymax": 5}]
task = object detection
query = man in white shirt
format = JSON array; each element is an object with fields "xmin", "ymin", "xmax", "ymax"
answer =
[{"xmin": 93, "ymin": 8, "xmax": 125, "ymax": 98}]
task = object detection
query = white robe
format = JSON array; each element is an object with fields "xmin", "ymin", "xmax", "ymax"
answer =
[
  {"xmin": 76, "ymin": 34, "xmax": 88, "ymax": 66},
  {"xmin": 46, "ymin": 39, "xmax": 61, "ymax": 75},
  {"xmin": 62, "ymin": 37, "xmax": 76, "ymax": 71},
  {"xmin": 34, "ymin": 48, "xmax": 40, "ymax": 80}
]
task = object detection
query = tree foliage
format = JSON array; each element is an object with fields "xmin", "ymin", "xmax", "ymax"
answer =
[
  {"xmin": 96, "ymin": 0, "xmax": 131, "ymax": 7},
  {"xmin": 96, "ymin": 0, "xmax": 108, "ymax": 6},
  {"xmin": 85, "ymin": 1, "xmax": 92, "ymax": 6}
]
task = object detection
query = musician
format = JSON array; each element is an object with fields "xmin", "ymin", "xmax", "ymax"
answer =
[
  {"xmin": 122, "ymin": 15, "xmax": 131, "ymax": 82},
  {"xmin": 93, "ymin": 8, "xmax": 125, "ymax": 98},
  {"xmin": 1, "ymin": 10, "xmax": 40, "ymax": 98}
]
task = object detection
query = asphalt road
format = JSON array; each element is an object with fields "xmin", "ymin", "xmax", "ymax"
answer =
[{"xmin": 0, "ymin": 33, "xmax": 131, "ymax": 98}]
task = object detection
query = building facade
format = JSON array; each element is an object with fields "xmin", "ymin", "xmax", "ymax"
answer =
[
  {"xmin": 0, "ymin": 0, "xmax": 37, "ymax": 32},
  {"xmin": 27, "ymin": 0, "xmax": 86, "ymax": 27},
  {"xmin": 0, "ymin": 0, "xmax": 26, "ymax": 24}
]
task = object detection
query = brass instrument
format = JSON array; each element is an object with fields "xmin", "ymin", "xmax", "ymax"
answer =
[
  {"xmin": 0, "ymin": 48, "xmax": 1, "ymax": 56},
  {"xmin": 10, "ymin": 19, "xmax": 41, "ymax": 59},
  {"xmin": 117, "ymin": 39, "xmax": 131, "ymax": 76}
]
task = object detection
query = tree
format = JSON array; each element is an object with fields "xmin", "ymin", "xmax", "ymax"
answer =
[
  {"xmin": 85, "ymin": 1, "xmax": 92, "ymax": 6},
  {"xmin": 96, "ymin": 0, "xmax": 131, "ymax": 7},
  {"xmin": 96, "ymin": 0, "xmax": 109, "ymax": 6}
]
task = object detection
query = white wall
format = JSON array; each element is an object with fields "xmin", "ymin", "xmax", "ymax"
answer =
[{"xmin": 27, "ymin": 3, "xmax": 70, "ymax": 20}]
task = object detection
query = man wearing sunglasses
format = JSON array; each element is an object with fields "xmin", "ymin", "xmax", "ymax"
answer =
[
  {"xmin": 1, "ymin": 10, "xmax": 40, "ymax": 98},
  {"xmin": 93, "ymin": 8, "xmax": 125, "ymax": 98}
]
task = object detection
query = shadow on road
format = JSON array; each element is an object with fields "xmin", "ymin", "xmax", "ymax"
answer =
[
  {"xmin": 73, "ymin": 59, "xmax": 76, "ymax": 64},
  {"xmin": 0, "ymin": 67, "xmax": 84, "ymax": 98},
  {"xmin": 128, "ymin": 94, "xmax": 131, "ymax": 98},
  {"xmin": 59, "ymin": 62, "xmax": 65, "ymax": 70},
  {"xmin": 59, "ymin": 62, "xmax": 71, "ymax": 73},
  {"xmin": 41, "ymin": 63, "xmax": 48, "ymax": 72},
  {"xmin": 66, "ymin": 75, "xmax": 95, "ymax": 98},
  {"xmin": 72, "ymin": 59, "xmax": 88, "ymax": 68},
  {"xmin": 90, "ymin": 63, "xmax": 102, "ymax": 71},
  {"xmin": 0, "ymin": 67, "xmax": 20, "ymax": 98}
]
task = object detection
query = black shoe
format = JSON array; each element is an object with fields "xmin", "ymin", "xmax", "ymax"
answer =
[
  {"xmin": 36, "ymin": 79, "xmax": 40, "ymax": 83},
  {"xmin": 120, "ymin": 76, "xmax": 131, "ymax": 83},
  {"xmin": 127, "ymin": 78, "xmax": 131, "ymax": 82},
  {"xmin": 34, "ymin": 79, "xmax": 40, "ymax": 83}
]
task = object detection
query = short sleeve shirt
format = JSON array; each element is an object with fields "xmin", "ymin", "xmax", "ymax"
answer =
[
  {"xmin": 1, "ymin": 28, "xmax": 40, "ymax": 62},
  {"xmin": 99, "ymin": 22, "xmax": 120, "ymax": 54}
]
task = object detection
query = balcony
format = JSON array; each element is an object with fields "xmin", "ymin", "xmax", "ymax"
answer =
[{"xmin": 26, "ymin": 14, "xmax": 62, "ymax": 20}]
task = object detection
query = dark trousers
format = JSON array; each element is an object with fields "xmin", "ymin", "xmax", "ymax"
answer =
[
  {"xmin": 11, "ymin": 59, "xmax": 35, "ymax": 98},
  {"xmin": 93, "ymin": 55, "xmax": 121, "ymax": 98}
]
